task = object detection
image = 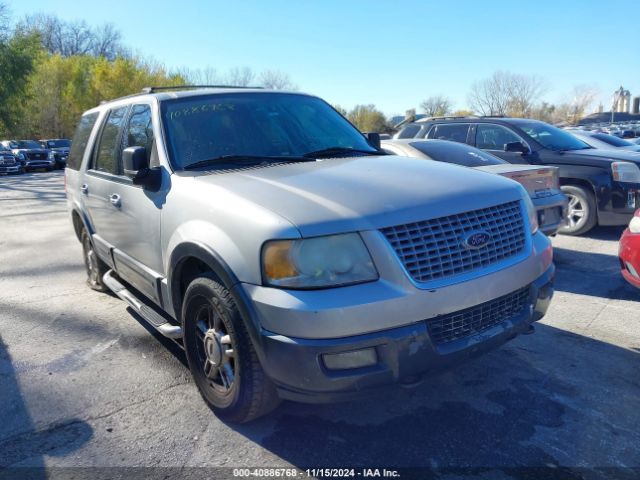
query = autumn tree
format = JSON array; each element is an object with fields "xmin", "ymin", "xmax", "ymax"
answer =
[
  {"xmin": 332, "ymin": 105, "xmax": 348, "ymax": 117},
  {"xmin": 347, "ymin": 104, "xmax": 387, "ymax": 132},
  {"xmin": 17, "ymin": 13, "xmax": 124, "ymax": 60},
  {"xmin": 259, "ymin": 69, "xmax": 297, "ymax": 90},
  {"xmin": 420, "ymin": 95, "xmax": 452, "ymax": 117},
  {"xmin": 468, "ymin": 71, "xmax": 546, "ymax": 117}
]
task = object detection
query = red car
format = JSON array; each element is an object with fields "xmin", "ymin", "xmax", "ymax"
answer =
[{"xmin": 619, "ymin": 209, "xmax": 640, "ymax": 288}]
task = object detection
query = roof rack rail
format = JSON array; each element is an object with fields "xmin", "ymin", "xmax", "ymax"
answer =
[
  {"xmin": 416, "ymin": 115, "xmax": 479, "ymax": 122},
  {"xmin": 140, "ymin": 85, "xmax": 264, "ymax": 94},
  {"xmin": 99, "ymin": 84, "xmax": 265, "ymax": 105},
  {"xmin": 480, "ymin": 115, "xmax": 506, "ymax": 118}
]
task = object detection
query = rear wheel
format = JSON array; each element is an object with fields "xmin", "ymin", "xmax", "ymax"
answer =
[
  {"xmin": 559, "ymin": 185, "xmax": 597, "ymax": 235},
  {"xmin": 182, "ymin": 274, "xmax": 280, "ymax": 423},
  {"xmin": 81, "ymin": 229, "xmax": 109, "ymax": 292}
]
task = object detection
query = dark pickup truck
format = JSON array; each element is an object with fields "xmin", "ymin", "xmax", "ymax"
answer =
[
  {"xmin": 1, "ymin": 140, "xmax": 56, "ymax": 172},
  {"xmin": 396, "ymin": 117, "xmax": 640, "ymax": 235},
  {"xmin": 40, "ymin": 138, "xmax": 72, "ymax": 169}
]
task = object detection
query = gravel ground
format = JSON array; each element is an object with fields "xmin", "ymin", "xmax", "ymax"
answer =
[{"xmin": 1, "ymin": 171, "xmax": 639, "ymax": 479}]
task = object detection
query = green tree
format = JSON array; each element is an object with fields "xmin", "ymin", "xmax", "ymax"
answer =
[
  {"xmin": 347, "ymin": 104, "xmax": 387, "ymax": 132},
  {"xmin": 0, "ymin": 31, "xmax": 42, "ymax": 136}
]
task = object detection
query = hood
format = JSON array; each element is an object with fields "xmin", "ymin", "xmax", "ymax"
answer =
[
  {"xmin": 620, "ymin": 145, "xmax": 640, "ymax": 152},
  {"xmin": 558, "ymin": 147, "xmax": 640, "ymax": 166},
  {"xmin": 192, "ymin": 155, "xmax": 525, "ymax": 237},
  {"xmin": 13, "ymin": 148, "xmax": 49, "ymax": 154}
]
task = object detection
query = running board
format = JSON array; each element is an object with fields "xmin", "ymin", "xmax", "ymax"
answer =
[{"xmin": 103, "ymin": 270, "xmax": 183, "ymax": 339}]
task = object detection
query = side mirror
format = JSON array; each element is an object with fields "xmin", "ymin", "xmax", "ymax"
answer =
[
  {"xmin": 365, "ymin": 132, "xmax": 381, "ymax": 150},
  {"xmin": 123, "ymin": 146, "xmax": 161, "ymax": 190},
  {"xmin": 504, "ymin": 141, "xmax": 528, "ymax": 154},
  {"xmin": 123, "ymin": 146, "xmax": 149, "ymax": 181}
]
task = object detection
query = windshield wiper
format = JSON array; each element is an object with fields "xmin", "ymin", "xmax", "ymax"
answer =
[
  {"xmin": 302, "ymin": 146, "xmax": 380, "ymax": 158},
  {"xmin": 183, "ymin": 155, "xmax": 312, "ymax": 170}
]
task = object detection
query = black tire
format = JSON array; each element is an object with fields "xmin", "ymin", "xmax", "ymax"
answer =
[
  {"xmin": 559, "ymin": 185, "xmax": 597, "ymax": 236},
  {"xmin": 182, "ymin": 274, "xmax": 280, "ymax": 423},
  {"xmin": 81, "ymin": 229, "xmax": 109, "ymax": 292}
]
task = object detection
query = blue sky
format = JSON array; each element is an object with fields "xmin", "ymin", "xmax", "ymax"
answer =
[{"xmin": 8, "ymin": 0, "xmax": 640, "ymax": 117}]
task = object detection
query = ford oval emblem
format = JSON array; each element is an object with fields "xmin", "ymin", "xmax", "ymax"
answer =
[{"xmin": 462, "ymin": 231, "xmax": 491, "ymax": 250}]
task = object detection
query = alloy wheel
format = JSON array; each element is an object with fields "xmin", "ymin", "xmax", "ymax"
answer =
[
  {"xmin": 193, "ymin": 302, "xmax": 236, "ymax": 394},
  {"xmin": 566, "ymin": 193, "xmax": 586, "ymax": 230}
]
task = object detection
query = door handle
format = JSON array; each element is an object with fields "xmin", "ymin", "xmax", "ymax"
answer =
[
  {"xmin": 80, "ymin": 184, "xmax": 89, "ymax": 194},
  {"xmin": 109, "ymin": 193, "xmax": 121, "ymax": 207}
]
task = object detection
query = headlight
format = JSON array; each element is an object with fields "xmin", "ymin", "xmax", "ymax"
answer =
[
  {"xmin": 523, "ymin": 194, "xmax": 539, "ymax": 234},
  {"xmin": 17, "ymin": 153, "xmax": 25, "ymax": 160},
  {"xmin": 48, "ymin": 151, "xmax": 55, "ymax": 160},
  {"xmin": 629, "ymin": 213, "xmax": 640, "ymax": 233},
  {"xmin": 612, "ymin": 162, "xmax": 640, "ymax": 183},
  {"xmin": 262, "ymin": 233, "xmax": 378, "ymax": 289}
]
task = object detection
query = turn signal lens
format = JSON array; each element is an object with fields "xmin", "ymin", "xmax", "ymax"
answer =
[{"xmin": 262, "ymin": 240, "xmax": 298, "ymax": 280}]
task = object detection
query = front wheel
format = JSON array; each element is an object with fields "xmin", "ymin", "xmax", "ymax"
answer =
[
  {"xmin": 559, "ymin": 185, "xmax": 597, "ymax": 235},
  {"xmin": 182, "ymin": 274, "xmax": 280, "ymax": 423}
]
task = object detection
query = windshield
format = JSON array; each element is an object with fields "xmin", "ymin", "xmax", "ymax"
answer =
[
  {"xmin": 591, "ymin": 133, "xmax": 633, "ymax": 147},
  {"xmin": 161, "ymin": 92, "xmax": 377, "ymax": 169},
  {"xmin": 16, "ymin": 140, "xmax": 42, "ymax": 149},
  {"xmin": 410, "ymin": 140, "xmax": 504, "ymax": 167},
  {"xmin": 46, "ymin": 139, "xmax": 71, "ymax": 148},
  {"xmin": 518, "ymin": 122, "xmax": 591, "ymax": 151}
]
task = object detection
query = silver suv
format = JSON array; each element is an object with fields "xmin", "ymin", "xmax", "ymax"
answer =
[{"xmin": 65, "ymin": 87, "xmax": 555, "ymax": 423}]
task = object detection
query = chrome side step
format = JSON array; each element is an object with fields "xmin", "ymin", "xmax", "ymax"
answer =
[{"xmin": 103, "ymin": 270, "xmax": 183, "ymax": 339}]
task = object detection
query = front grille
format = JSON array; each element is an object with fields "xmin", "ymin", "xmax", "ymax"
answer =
[
  {"xmin": 27, "ymin": 152, "xmax": 46, "ymax": 160},
  {"xmin": 380, "ymin": 201, "xmax": 525, "ymax": 283},
  {"xmin": 427, "ymin": 286, "xmax": 531, "ymax": 345},
  {"xmin": 0, "ymin": 156, "xmax": 16, "ymax": 165}
]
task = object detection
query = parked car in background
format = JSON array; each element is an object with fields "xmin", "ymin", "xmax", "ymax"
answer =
[
  {"xmin": 381, "ymin": 139, "xmax": 568, "ymax": 236},
  {"xmin": 395, "ymin": 117, "xmax": 640, "ymax": 235},
  {"xmin": 0, "ymin": 147, "xmax": 22, "ymax": 175},
  {"xmin": 40, "ymin": 138, "xmax": 72, "ymax": 169},
  {"xmin": 567, "ymin": 130, "xmax": 640, "ymax": 153},
  {"xmin": 0, "ymin": 140, "xmax": 55, "ymax": 172},
  {"xmin": 66, "ymin": 87, "xmax": 554, "ymax": 423},
  {"xmin": 619, "ymin": 209, "xmax": 640, "ymax": 288}
]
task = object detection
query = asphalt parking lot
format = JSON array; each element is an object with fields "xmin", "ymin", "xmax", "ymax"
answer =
[{"xmin": 1, "ymin": 171, "xmax": 639, "ymax": 479}]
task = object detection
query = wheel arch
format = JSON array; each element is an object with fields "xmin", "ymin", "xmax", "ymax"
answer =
[
  {"xmin": 71, "ymin": 207, "xmax": 94, "ymax": 242},
  {"xmin": 168, "ymin": 242, "xmax": 267, "ymax": 360}
]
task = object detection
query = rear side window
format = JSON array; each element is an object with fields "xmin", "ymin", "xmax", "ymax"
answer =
[
  {"xmin": 427, "ymin": 124, "xmax": 470, "ymax": 144},
  {"xmin": 123, "ymin": 104, "xmax": 154, "ymax": 163},
  {"xmin": 67, "ymin": 113, "xmax": 99, "ymax": 170},
  {"xmin": 475, "ymin": 124, "xmax": 523, "ymax": 150},
  {"xmin": 409, "ymin": 141, "xmax": 504, "ymax": 166},
  {"xmin": 93, "ymin": 106, "xmax": 128, "ymax": 174},
  {"xmin": 397, "ymin": 124, "xmax": 421, "ymax": 139}
]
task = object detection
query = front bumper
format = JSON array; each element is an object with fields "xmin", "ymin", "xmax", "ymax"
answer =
[
  {"xmin": 619, "ymin": 228, "xmax": 640, "ymax": 288},
  {"xmin": 533, "ymin": 192, "xmax": 568, "ymax": 235},
  {"xmin": 257, "ymin": 264, "xmax": 555, "ymax": 403},
  {"xmin": 0, "ymin": 165, "xmax": 21, "ymax": 174},
  {"xmin": 598, "ymin": 182, "xmax": 640, "ymax": 226},
  {"xmin": 23, "ymin": 160, "xmax": 55, "ymax": 170}
]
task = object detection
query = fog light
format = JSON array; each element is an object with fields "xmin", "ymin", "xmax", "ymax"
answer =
[
  {"xmin": 626, "ymin": 261, "xmax": 640, "ymax": 279},
  {"xmin": 322, "ymin": 348, "xmax": 377, "ymax": 370}
]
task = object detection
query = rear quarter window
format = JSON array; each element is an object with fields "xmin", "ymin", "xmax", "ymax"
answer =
[
  {"xmin": 67, "ymin": 113, "xmax": 99, "ymax": 170},
  {"xmin": 427, "ymin": 124, "xmax": 470, "ymax": 144}
]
